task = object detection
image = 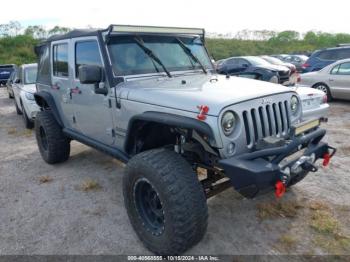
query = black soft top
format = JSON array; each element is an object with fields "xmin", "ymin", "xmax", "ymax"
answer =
[
  {"xmin": 44, "ymin": 28, "xmax": 101, "ymax": 43},
  {"xmin": 35, "ymin": 28, "xmax": 102, "ymax": 55}
]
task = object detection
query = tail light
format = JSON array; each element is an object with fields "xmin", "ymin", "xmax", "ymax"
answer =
[
  {"xmin": 322, "ymin": 94, "xmax": 327, "ymax": 104},
  {"xmin": 302, "ymin": 63, "xmax": 310, "ymax": 69}
]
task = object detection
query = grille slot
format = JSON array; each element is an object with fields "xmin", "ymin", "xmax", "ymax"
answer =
[{"xmin": 242, "ymin": 101, "xmax": 290, "ymax": 148}]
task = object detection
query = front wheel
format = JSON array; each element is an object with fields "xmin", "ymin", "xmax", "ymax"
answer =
[
  {"xmin": 14, "ymin": 99, "xmax": 22, "ymax": 115},
  {"xmin": 123, "ymin": 148, "xmax": 208, "ymax": 255},
  {"xmin": 21, "ymin": 102, "xmax": 34, "ymax": 129},
  {"xmin": 35, "ymin": 111, "xmax": 70, "ymax": 164}
]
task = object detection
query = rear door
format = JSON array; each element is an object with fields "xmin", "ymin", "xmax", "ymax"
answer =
[
  {"xmin": 50, "ymin": 40, "xmax": 76, "ymax": 129},
  {"xmin": 71, "ymin": 37, "xmax": 115, "ymax": 145},
  {"xmin": 329, "ymin": 62, "xmax": 350, "ymax": 99}
]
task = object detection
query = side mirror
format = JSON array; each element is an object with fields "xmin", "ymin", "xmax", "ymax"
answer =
[
  {"xmin": 242, "ymin": 64, "xmax": 249, "ymax": 68},
  {"xmin": 78, "ymin": 65, "xmax": 108, "ymax": 95},
  {"xmin": 78, "ymin": 65, "xmax": 102, "ymax": 84},
  {"xmin": 15, "ymin": 78, "xmax": 21, "ymax": 84}
]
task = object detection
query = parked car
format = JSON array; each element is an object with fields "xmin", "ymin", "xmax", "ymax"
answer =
[
  {"xmin": 293, "ymin": 86, "xmax": 329, "ymax": 121},
  {"xmin": 33, "ymin": 25, "xmax": 334, "ymax": 255},
  {"xmin": 237, "ymin": 73, "xmax": 329, "ymax": 120},
  {"xmin": 299, "ymin": 58, "xmax": 350, "ymax": 101},
  {"xmin": 260, "ymin": 55, "xmax": 296, "ymax": 74},
  {"xmin": 217, "ymin": 56, "xmax": 290, "ymax": 84},
  {"xmin": 302, "ymin": 47, "xmax": 350, "ymax": 73},
  {"xmin": 0, "ymin": 64, "xmax": 16, "ymax": 86},
  {"xmin": 271, "ymin": 54, "xmax": 288, "ymax": 61},
  {"xmin": 282, "ymin": 55, "xmax": 308, "ymax": 72},
  {"xmin": 6, "ymin": 67, "xmax": 18, "ymax": 98},
  {"xmin": 12, "ymin": 63, "xmax": 39, "ymax": 128}
]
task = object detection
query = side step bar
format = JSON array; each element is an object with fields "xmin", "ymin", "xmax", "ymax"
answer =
[{"xmin": 63, "ymin": 128, "xmax": 130, "ymax": 163}]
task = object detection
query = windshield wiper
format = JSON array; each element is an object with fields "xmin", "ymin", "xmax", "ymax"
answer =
[
  {"xmin": 134, "ymin": 36, "xmax": 172, "ymax": 78},
  {"xmin": 175, "ymin": 37, "xmax": 207, "ymax": 74}
]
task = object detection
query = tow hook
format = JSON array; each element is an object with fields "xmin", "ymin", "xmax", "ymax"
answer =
[
  {"xmin": 323, "ymin": 153, "xmax": 331, "ymax": 167},
  {"xmin": 291, "ymin": 154, "xmax": 316, "ymax": 174},
  {"xmin": 275, "ymin": 180, "xmax": 286, "ymax": 198}
]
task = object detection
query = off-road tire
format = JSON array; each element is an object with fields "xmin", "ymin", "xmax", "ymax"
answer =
[
  {"xmin": 35, "ymin": 110, "xmax": 70, "ymax": 164},
  {"xmin": 14, "ymin": 99, "xmax": 22, "ymax": 115},
  {"xmin": 21, "ymin": 101, "xmax": 34, "ymax": 129},
  {"xmin": 123, "ymin": 148, "xmax": 208, "ymax": 255}
]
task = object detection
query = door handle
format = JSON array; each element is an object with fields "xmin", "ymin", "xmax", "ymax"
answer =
[
  {"xmin": 69, "ymin": 87, "xmax": 81, "ymax": 99},
  {"xmin": 329, "ymin": 79, "xmax": 334, "ymax": 82},
  {"xmin": 70, "ymin": 87, "xmax": 81, "ymax": 94},
  {"xmin": 52, "ymin": 83, "xmax": 60, "ymax": 90}
]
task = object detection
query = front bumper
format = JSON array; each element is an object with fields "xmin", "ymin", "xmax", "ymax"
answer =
[
  {"xmin": 218, "ymin": 127, "xmax": 335, "ymax": 198},
  {"xmin": 23, "ymin": 100, "xmax": 40, "ymax": 120}
]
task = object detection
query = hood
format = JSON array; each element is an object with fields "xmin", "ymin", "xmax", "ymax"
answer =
[
  {"xmin": 22, "ymin": 84, "xmax": 36, "ymax": 94},
  {"xmin": 122, "ymin": 74, "xmax": 294, "ymax": 116}
]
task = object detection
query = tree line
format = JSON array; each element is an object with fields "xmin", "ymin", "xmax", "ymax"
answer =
[{"xmin": 1, "ymin": 21, "xmax": 350, "ymax": 64}]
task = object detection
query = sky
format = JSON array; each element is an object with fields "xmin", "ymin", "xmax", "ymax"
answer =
[{"xmin": 0, "ymin": 0, "xmax": 349, "ymax": 34}]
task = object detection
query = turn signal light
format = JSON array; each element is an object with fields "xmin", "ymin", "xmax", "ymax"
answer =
[
  {"xmin": 275, "ymin": 180, "xmax": 286, "ymax": 198},
  {"xmin": 197, "ymin": 105, "xmax": 209, "ymax": 121}
]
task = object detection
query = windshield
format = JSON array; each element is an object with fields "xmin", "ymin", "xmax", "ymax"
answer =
[
  {"xmin": 245, "ymin": 56, "xmax": 272, "ymax": 66},
  {"xmin": 107, "ymin": 35, "xmax": 213, "ymax": 76},
  {"xmin": 24, "ymin": 67, "xmax": 37, "ymax": 84}
]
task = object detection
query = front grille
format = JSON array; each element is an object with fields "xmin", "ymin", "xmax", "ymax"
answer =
[{"xmin": 242, "ymin": 100, "xmax": 290, "ymax": 148}]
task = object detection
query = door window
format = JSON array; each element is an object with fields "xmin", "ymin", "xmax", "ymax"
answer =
[
  {"xmin": 336, "ymin": 62, "xmax": 350, "ymax": 75},
  {"xmin": 75, "ymin": 41, "xmax": 103, "ymax": 78},
  {"xmin": 331, "ymin": 64, "xmax": 340, "ymax": 74},
  {"xmin": 52, "ymin": 43, "xmax": 69, "ymax": 77}
]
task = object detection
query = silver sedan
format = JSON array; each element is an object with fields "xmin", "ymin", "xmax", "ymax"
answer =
[{"xmin": 299, "ymin": 58, "xmax": 350, "ymax": 101}]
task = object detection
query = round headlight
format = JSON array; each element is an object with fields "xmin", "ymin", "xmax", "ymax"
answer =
[
  {"xmin": 290, "ymin": 95, "xmax": 299, "ymax": 114},
  {"xmin": 221, "ymin": 111, "xmax": 236, "ymax": 136}
]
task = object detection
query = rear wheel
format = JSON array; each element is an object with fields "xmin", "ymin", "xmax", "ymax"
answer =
[
  {"xmin": 313, "ymin": 83, "xmax": 332, "ymax": 101},
  {"xmin": 123, "ymin": 148, "xmax": 208, "ymax": 255},
  {"xmin": 35, "ymin": 111, "xmax": 70, "ymax": 164}
]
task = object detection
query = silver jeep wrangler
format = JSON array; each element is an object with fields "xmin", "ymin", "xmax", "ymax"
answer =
[{"xmin": 33, "ymin": 25, "xmax": 335, "ymax": 255}]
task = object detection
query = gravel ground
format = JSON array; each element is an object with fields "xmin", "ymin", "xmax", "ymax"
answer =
[{"xmin": 0, "ymin": 87, "xmax": 349, "ymax": 255}]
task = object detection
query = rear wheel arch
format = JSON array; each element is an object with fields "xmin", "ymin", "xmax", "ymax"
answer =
[{"xmin": 34, "ymin": 91, "xmax": 64, "ymax": 127}]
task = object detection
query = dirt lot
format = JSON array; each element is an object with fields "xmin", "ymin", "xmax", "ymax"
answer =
[{"xmin": 0, "ymin": 87, "xmax": 349, "ymax": 255}]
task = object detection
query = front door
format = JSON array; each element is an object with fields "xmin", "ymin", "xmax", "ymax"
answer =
[
  {"xmin": 71, "ymin": 37, "xmax": 115, "ymax": 145},
  {"xmin": 329, "ymin": 62, "xmax": 350, "ymax": 100}
]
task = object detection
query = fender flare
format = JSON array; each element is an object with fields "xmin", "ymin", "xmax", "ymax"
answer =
[
  {"xmin": 124, "ymin": 111, "xmax": 215, "ymax": 153},
  {"xmin": 34, "ymin": 91, "xmax": 64, "ymax": 127}
]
